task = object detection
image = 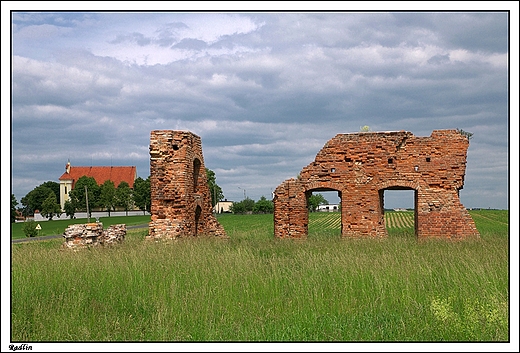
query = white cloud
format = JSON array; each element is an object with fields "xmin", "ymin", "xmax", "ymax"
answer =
[{"xmin": 7, "ymin": 11, "xmax": 512, "ymax": 209}]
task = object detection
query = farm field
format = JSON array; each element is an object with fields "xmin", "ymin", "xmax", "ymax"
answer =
[
  {"xmin": 10, "ymin": 210, "xmax": 509, "ymax": 343},
  {"xmin": 309, "ymin": 210, "xmax": 415, "ymax": 237}
]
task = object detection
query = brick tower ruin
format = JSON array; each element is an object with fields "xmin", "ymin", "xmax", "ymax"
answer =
[
  {"xmin": 147, "ymin": 130, "xmax": 227, "ymax": 239},
  {"xmin": 273, "ymin": 129, "xmax": 479, "ymax": 239}
]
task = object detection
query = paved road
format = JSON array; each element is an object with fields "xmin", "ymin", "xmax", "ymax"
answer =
[{"xmin": 11, "ymin": 224, "xmax": 149, "ymax": 244}]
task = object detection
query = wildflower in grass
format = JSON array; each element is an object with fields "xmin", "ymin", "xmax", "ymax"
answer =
[{"xmin": 430, "ymin": 297, "xmax": 457, "ymax": 323}]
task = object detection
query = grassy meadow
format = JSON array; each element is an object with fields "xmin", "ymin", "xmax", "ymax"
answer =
[
  {"xmin": 10, "ymin": 215, "xmax": 151, "ymax": 240},
  {"xmin": 11, "ymin": 210, "xmax": 509, "ymax": 342}
]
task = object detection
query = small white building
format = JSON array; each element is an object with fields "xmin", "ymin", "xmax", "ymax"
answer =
[
  {"xmin": 317, "ymin": 204, "xmax": 340, "ymax": 212},
  {"xmin": 213, "ymin": 200, "xmax": 234, "ymax": 213}
]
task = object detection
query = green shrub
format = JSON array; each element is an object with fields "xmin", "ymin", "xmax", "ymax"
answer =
[{"xmin": 22, "ymin": 219, "xmax": 38, "ymax": 237}]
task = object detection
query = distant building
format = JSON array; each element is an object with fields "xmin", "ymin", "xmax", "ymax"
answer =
[
  {"xmin": 317, "ymin": 204, "xmax": 340, "ymax": 212},
  {"xmin": 58, "ymin": 161, "xmax": 137, "ymax": 210},
  {"xmin": 213, "ymin": 199, "xmax": 233, "ymax": 214}
]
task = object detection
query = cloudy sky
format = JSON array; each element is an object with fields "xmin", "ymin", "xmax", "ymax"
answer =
[{"xmin": 5, "ymin": 5, "xmax": 516, "ymax": 210}]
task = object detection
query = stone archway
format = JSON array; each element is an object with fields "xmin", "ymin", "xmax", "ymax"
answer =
[
  {"xmin": 306, "ymin": 187, "xmax": 343, "ymax": 236},
  {"xmin": 305, "ymin": 181, "xmax": 344, "ymax": 237},
  {"xmin": 377, "ymin": 180, "xmax": 420, "ymax": 237},
  {"xmin": 378, "ymin": 186, "xmax": 418, "ymax": 237}
]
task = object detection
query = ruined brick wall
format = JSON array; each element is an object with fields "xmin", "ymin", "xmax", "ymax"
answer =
[
  {"xmin": 62, "ymin": 223, "xmax": 126, "ymax": 249},
  {"xmin": 273, "ymin": 130, "xmax": 479, "ymax": 239},
  {"xmin": 147, "ymin": 130, "xmax": 227, "ymax": 239}
]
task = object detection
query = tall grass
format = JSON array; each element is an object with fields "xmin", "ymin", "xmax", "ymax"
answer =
[{"xmin": 11, "ymin": 211, "xmax": 509, "ymax": 342}]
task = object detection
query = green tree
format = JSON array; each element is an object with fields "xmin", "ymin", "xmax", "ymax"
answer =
[
  {"xmin": 230, "ymin": 197, "xmax": 255, "ymax": 214},
  {"xmin": 308, "ymin": 193, "xmax": 328, "ymax": 212},
  {"xmin": 63, "ymin": 199, "xmax": 76, "ymax": 219},
  {"xmin": 40, "ymin": 181, "xmax": 60, "ymax": 202},
  {"xmin": 20, "ymin": 184, "xmax": 55, "ymax": 215},
  {"xmin": 69, "ymin": 176, "xmax": 99, "ymax": 218},
  {"xmin": 99, "ymin": 180, "xmax": 116, "ymax": 216},
  {"xmin": 243, "ymin": 197, "xmax": 255, "ymax": 213},
  {"xmin": 206, "ymin": 168, "xmax": 224, "ymax": 207},
  {"xmin": 11, "ymin": 194, "xmax": 19, "ymax": 223},
  {"xmin": 253, "ymin": 196, "xmax": 274, "ymax": 214},
  {"xmin": 133, "ymin": 176, "xmax": 151, "ymax": 215},
  {"xmin": 22, "ymin": 219, "xmax": 38, "ymax": 237},
  {"xmin": 229, "ymin": 201, "xmax": 246, "ymax": 214},
  {"xmin": 40, "ymin": 193, "xmax": 62, "ymax": 220},
  {"xmin": 20, "ymin": 202, "xmax": 33, "ymax": 218},
  {"xmin": 116, "ymin": 181, "xmax": 133, "ymax": 216}
]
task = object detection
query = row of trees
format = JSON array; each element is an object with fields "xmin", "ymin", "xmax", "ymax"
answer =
[
  {"xmin": 229, "ymin": 196, "xmax": 274, "ymax": 214},
  {"xmin": 13, "ymin": 176, "xmax": 151, "ymax": 221},
  {"xmin": 62, "ymin": 176, "xmax": 152, "ymax": 219},
  {"xmin": 11, "ymin": 168, "xmax": 330, "ymax": 222},
  {"xmin": 227, "ymin": 193, "xmax": 329, "ymax": 215},
  {"xmin": 12, "ymin": 168, "xmax": 223, "ymax": 222}
]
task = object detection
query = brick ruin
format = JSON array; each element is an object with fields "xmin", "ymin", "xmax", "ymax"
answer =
[
  {"xmin": 147, "ymin": 130, "xmax": 227, "ymax": 239},
  {"xmin": 62, "ymin": 223, "xmax": 126, "ymax": 249},
  {"xmin": 273, "ymin": 129, "xmax": 480, "ymax": 239}
]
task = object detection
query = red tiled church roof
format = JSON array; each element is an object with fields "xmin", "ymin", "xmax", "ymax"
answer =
[{"xmin": 59, "ymin": 165, "xmax": 137, "ymax": 189}]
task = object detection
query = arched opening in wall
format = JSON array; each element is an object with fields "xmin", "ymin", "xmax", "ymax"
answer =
[
  {"xmin": 306, "ymin": 189, "xmax": 342, "ymax": 238},
  {"xmin": 193, "ymin": 158, "xmax": 201, "ymax": 193},
  {"xmin": 194, "ymin": 205, "xmax": 202, "ymax": 236},
  {"xmin": 380, "ymin": 188, "xmax": 417, "ymax": 238}
]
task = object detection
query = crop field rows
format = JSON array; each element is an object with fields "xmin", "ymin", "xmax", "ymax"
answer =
[
  {"xmin": 384, "ymin": 211, "xmax": 414, "ymax": 229},
  {"xmin": 309, "ymin": 212, "xmax": 342, "ymax": 230},
  {"xmin": 469, "ymin": 209, "xmax": 508, "ymax": 225},
  {"xmin": 309, "ymin": 211, "xmax": 414, "ymax": 231}
]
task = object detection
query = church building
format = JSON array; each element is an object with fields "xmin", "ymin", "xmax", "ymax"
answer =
[{"xmin": 58, "ymin": 161, "xmax": 137, "ymax": 210}]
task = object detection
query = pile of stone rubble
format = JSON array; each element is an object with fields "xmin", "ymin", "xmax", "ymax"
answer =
[{"xmin": 62, "ymin": 222, "xmax": 126, "ymax": 249}]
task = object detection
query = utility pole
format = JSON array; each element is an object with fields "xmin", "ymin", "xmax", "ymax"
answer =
[
  {"xmin": 213, "ymin": 185, "xmax": 217, "ymax": 214},
  {"xmin": 238, "ymin": 186, "xmax": 246, "ymax": 200},
  {"xmin": 85, "ymin": 186, "xmax": 90, "ymax": 223}
]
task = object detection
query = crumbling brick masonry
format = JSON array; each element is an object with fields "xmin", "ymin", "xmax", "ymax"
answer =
[
  {"xmin": 147, "ymin": 130, "xmax": 227, "ymax": 239},
  {"xmin": 62, "ymin": 223, "xmax": 126, "ymax": 249},
  {"xmin": 273, "ymin": 130, "xmax": 479, "ymax": 239}
]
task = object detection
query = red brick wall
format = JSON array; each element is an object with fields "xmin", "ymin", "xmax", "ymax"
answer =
[
  {"xmin": 147, "ymin": 130, "xmax": 227, "ymax": 239},
  {"xmin": 274, "ymin": 130, "xmax": 479, "ymax": 239}
]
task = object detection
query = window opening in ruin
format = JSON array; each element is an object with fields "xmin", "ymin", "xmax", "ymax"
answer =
[
  {"xmin": 307, "ymin": 189, "xmax": 342, "ymax": 238},
  {"xmin": 426, "ymin": 157, "xmax": 431, "ymax": 162},
  {"xmin": 388, "ymin": 158, "xmax": 393, "ymax": 164},
  {"xmin": 173, "ymin": 144, "xmax": 179, "ymax": 150},
  {"xmin": 381, "ymin": 188, "xmax": 417, "ymax": 238},
  {"xmin": 194, "ymin": 205, "xmax": 202, "ymax": 236},
  {"xmin": 193, "ymin": 158, "xmax": 201, "ymax": 193}
]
